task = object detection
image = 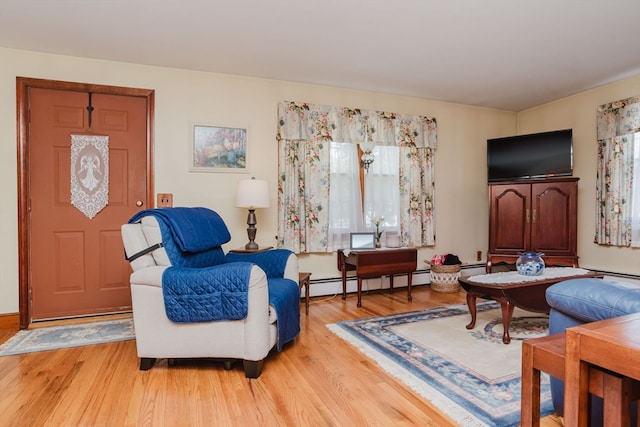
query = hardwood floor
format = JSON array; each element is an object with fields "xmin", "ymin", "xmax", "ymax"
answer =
[{"xmin": 0, "ymin": 285, "xmax": 561, "ymax": 427}]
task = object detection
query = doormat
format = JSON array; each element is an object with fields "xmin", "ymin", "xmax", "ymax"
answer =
[
  {"xmin": 0, "ymin": 318, "xmax": 135, "ymax": 356},
  {"xmin": 327, "ymin": 301, "xmax": 553, "ymax": 427}
]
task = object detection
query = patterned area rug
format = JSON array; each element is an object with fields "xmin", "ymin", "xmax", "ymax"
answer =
[
  {"xmin": 327, "ymin": 301, "xmax": 553, "ymax": 427},
  {"xmin": 0, "ymin": 318, "xmax": 135, "ymax": 356}
]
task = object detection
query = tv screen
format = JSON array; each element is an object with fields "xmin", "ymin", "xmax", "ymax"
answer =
[{"xmin": 487, "ymin": 129, "xmax": 573, "ymax": 182}]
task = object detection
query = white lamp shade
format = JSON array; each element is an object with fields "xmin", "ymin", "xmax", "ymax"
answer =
[
  {"xmin": 235, "ymin": 178, "xmax": 270, "ymax": 208},
  {"xmin": 360, "ymin": 139, "xmax": 375, "ymax": 153}
]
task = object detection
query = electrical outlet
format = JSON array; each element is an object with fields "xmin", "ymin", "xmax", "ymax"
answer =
[
  {"xmin": 157, "ymin": 193, "xmax": 173, "ymax": 208},
  {"xmin": 476, "ymin": 250, "xmax": 482, "ymax": 261}
]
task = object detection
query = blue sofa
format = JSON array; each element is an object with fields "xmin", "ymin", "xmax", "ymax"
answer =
[{"xmin": 546, "ymin": 278, "xmax": 640, "ymax": 425}]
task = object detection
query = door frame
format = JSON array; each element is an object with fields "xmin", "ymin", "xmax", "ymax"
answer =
[{"xmin": 16, "ymin": 77, "xmax": 155, "ymax": 329}]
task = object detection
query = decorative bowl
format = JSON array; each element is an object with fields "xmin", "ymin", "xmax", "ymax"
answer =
[{"xmin": 516, "ymin": 252, "xmax": 545, "ymax": 276}]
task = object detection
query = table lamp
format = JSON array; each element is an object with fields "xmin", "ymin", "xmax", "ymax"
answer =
[{"xmin": 235, "ymin": 177, "xmax": 270, "ymax": 250}]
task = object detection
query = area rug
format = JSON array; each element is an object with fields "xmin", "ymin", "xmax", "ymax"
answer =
[
  {"xmin": 327, "ymin": 301, "xmax": 553, "ymax": 427},
  {"xmin": 0, "ymin": 318, "xmax": 135, "ymax": 356}
]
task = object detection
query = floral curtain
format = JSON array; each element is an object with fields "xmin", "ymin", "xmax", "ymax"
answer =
[
  {"xmin": 595, "ymin": 95, "xmax": 640, "ymax": 246},
  {"xmin": 276, "ymin": 101, "xmax": 437, "ymax": 253}
]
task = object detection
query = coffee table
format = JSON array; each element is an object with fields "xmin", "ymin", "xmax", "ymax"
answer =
[{"xmin": 459, "ymin": 269, "xmax": 603, "ymax": 344}]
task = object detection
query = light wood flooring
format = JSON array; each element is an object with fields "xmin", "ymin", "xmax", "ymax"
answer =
[{"xmin": 0, "ymin": 285, "xmax": 562, "ymax": 426}]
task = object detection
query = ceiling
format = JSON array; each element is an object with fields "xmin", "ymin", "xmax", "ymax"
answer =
[{"xmin": 2, "ymin": 0, "xmax": 640, "ymax": 111}]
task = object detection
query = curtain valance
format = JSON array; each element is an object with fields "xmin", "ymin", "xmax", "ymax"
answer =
[
  {"xmin": 597, "ymin": 95, "xmax": 640, "ymax": 140},
  {"xmin": 277, "ymin": 101, "xmax": 437, "ymax": 148}
]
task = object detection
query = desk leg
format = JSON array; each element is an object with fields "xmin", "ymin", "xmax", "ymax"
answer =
[
  {"xmin": 407, "ymin": 273, "xmax": 413, "ymax": 301},
  {"xmin": 341, "ymin": 266, "xmax": 347, "ymax": 300},
  {"xmin": 389, "ymin": 275, "xmax": 394, "ymax": 293},
  {"xmin": 465, "ymin": 291, "xmax": 477, "ymax": 329},
  {"xmin": 357, "ymin": 277, "xmax": 363, "ymax": 307}
]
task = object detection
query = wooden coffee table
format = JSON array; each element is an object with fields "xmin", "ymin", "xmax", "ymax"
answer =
[{"xmin": 459, "ymin": 270, "xmax": 603, "ymax": 344}]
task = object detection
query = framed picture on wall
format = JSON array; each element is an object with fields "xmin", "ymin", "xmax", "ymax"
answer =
[{"xmin": 189, "ymin": 123, "xmax": 249, "ymax": 173}]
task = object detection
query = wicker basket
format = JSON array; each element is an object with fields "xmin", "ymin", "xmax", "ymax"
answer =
[{"xmin": 429, "ymin": 263, "xmax": 461, "ymax": 293}]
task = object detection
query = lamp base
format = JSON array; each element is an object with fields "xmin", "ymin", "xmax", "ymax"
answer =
[
  {"xmin": 244, "ymin": 241, "xmax": 259, "ymax": 250},
  {"xmin": 244, "ymin": 208, "xmax": 259, "ymax": 250}
]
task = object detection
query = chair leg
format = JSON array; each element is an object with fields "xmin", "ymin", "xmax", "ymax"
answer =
[
  {"xmin": 139, "ymin": 357, "xmax": 156, "ymax": 371},
  {"xmin": 243, "ymin": 359, "xmax": 264, "ymax": 378}
]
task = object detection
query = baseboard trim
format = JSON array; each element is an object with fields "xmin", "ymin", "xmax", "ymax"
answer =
[
  {"xmin": 305, "ymin": 264, "xmax": 486, "ymax": 298},
  {"xmin": 0, "ymin": 313, "xmax": 19, "ymax": 332},
  {"xmin": 304, "ymin": 265, "xmax": 640, "ymax": 298}
]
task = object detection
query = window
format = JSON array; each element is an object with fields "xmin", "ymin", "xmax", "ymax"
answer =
[
  {"xmin": 276, "ymin": 101, "xmax": 437, "ymax": 254},
  {"xmin": 328, "ymin": 142, "xmax": 363, "ymax": 250},
  {"xmin": 328, "ymin": 143, "xmax": 400, "ymax": 250},
  {"xmin": 363, "ymin": 145, "xmax": 400, "ymax": 235}
]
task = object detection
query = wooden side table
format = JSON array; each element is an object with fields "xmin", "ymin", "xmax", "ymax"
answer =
[
  {"xmin": 521, "ymin": 333, "xmax": 565, "ymax": 427},
  {"xmin": 564, "ymin": 313, "xmax": 640, "ymax": 427},
  {"xmin": 299, "ymin": 272, "xmax": 311, "ymax": 315},
  {"xmin": 228, "ymin": 246, "xmax": 273, "ymax": 253},
  {"xmin": 521, "ymin": 332, "xmax": 640, "ymax": 427}
]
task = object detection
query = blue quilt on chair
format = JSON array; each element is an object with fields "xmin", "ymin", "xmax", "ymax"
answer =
[
  {"xmin": 129, "ymin": 207, "xmax": 231, "ymax": 252},
  {"xmin": 162, "ymin": 263, "xmax": 252, "ymax": 323},
  {"xmin": 226, "ymin": 249, "xmax": 300, "ymax": 350},
  {"xmin": 226, "ymin": 249, "xmax": 292, "ymax": 278},
  {"xmin": 268, "ymin": 278, "xmax": 301, "ymax": 351}
]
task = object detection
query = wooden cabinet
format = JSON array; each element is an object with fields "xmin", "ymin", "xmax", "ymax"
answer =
[{"xmin": 487, "ymin": 177, "xmax": 579, "ymax": 271}]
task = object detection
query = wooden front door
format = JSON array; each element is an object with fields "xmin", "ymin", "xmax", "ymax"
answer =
[{"xmin": 17, "ymin": 78, "xmax": 154, "ymax": 326}]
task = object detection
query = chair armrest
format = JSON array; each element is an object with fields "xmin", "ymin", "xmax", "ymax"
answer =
[
  {"xmin": 130, "ymin": 265, "xmax": 168, "ymax": 288},
  {"xmin": 226, "ymin": 249, "xmax": 298, "ymax": 280}
]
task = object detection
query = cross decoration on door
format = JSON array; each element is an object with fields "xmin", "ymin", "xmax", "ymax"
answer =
[{"xmin": 70, "ymin": 134, "xmax": 109, "ymax": 219}]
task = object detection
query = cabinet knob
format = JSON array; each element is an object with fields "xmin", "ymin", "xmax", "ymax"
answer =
[{"xmin": 136, "ymin": 200, "xmax": 143, "ymax": 207}]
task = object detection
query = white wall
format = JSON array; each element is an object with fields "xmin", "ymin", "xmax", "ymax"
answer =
[
  {"xmin": 0, "ymin": 46, "xmax": 514, "ymax": 314},
  {"xmin": 517, "ymin": 75, "xmax": 640, "ymax": 275}
]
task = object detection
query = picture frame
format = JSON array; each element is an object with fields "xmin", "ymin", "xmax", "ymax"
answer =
[
  {"xmin": 189, "ymin": 123, "xmax": 249, "ymax": 173},
  {"xmin": 350, "ymin": 232, "xmax": 376, "ymax": 250}
]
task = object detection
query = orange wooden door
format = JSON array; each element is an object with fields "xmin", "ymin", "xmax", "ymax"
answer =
[{"xmin": 28, "ymin": 88, "xmax": 148, "ymax": 320}]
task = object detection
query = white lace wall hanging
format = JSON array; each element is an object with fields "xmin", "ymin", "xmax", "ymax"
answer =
[{"xmin": 70, "ymin": 134, "xmax": 109, "ymax": 219}]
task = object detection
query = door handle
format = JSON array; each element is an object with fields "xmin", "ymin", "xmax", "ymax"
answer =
[{"xmin": 136, "ymin": 200, "xmax": 143, "ymax": 207}]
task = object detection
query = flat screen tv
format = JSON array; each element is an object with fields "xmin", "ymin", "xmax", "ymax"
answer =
[{"xmin": 487, "ymin": 129, "xmax": 573, "ymax": 182}]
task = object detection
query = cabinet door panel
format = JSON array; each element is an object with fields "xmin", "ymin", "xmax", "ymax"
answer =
[
  {"xmin": 531, "ymin": 181, "xmax": 577, "ymax": 255},
  {"xmin": 489, "ymin": 183, "xmax": 530, "ymax": 253}
]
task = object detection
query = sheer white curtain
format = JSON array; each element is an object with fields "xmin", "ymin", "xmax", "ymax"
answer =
[
  {"xmin": 364, "ymin": 145, "xmax": 400, "ymax": 241},
  {"xmin": 328, "ymin": 142, "xmax": 363, "ymax": 250}
]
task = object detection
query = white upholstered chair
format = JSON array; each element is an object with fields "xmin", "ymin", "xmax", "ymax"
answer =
[{"xmin": 120, "ymin": 208, "xmax": 299, "ymax": 378}]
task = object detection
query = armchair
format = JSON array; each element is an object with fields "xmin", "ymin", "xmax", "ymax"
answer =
[{"xmin": 120, "ymin": 207, "xmax": 300, "ymax": 378}]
